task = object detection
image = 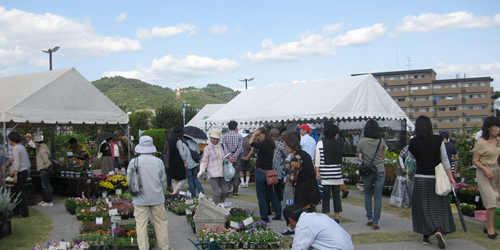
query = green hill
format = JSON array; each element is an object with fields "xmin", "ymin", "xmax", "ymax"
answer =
[{"xmin": 91, "ymin": 76, "xmax": 239, "ymax": 111}]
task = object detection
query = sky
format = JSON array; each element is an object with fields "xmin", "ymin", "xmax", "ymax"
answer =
[{"xmin": 1, "ymin": 1, "xmax": 499, "ymax": 91}]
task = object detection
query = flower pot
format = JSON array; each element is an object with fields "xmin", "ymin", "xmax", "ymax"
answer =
[{"xmin": 115, "ymin": 189, "xmax": 122, "ymax": 195}]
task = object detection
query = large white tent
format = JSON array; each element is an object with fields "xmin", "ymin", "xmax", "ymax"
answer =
[
  {"xmin": 0, "ymin": 67, "xmax": 128, "ymax": 126},
  {"xmin": 206, "ymin": 74, "xmax": 413, "ymax": 130}
]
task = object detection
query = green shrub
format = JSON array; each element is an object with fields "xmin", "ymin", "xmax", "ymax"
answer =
[{"xmin": 141, "ymin": 129, "xmax": 167, "ymax": 153}]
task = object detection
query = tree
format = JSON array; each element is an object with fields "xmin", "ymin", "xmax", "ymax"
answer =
[
  {"xmin": 129, "ymin": 110, "xmax": 153, "ymax": 142},
  {"xmin": 152, "ymin": 104, "xmax": 198, "ymax": 129}
]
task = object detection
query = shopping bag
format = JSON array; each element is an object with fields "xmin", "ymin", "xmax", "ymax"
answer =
[
  {"xmin": 223, "ymin": 159, "xmax": 235, "ymax": 182},
  {"xmin": 390, "ymin": 176, "xmax": 408, "ymax": 207}
]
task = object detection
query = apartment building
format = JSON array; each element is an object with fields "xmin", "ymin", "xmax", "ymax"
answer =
[{"xmin": 352, "ymin": 69, "xmax": 494, "ymax": 135}]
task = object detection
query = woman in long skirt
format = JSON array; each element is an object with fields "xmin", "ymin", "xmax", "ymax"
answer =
[{"xmin": 409, "ymin": 115, "xmax": 455, "ymax": 249}]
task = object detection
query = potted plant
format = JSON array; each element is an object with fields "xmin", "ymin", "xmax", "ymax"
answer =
[
  {"xmin": 106, "ymin": 175, "xmax": 129, "ymax": 195},
  {"xmin": 64, "ymin": 197, "xmax": 77, "ymax": 215},
  {"xmin": 0, "ymin": 186, "xmax": 21, "ymax": 221}
]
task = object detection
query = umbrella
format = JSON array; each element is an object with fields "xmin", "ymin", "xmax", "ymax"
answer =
[
  {"xmin": 453, "ymin": 188, "xmax": 467, "ymax": 233},
  {"xmin": 94, "ymin": 131, "xmax": 115, "ymax": 141},
  {"xmin": 184, "ymin": 126, "xmax": 208, "ymax": 140}
]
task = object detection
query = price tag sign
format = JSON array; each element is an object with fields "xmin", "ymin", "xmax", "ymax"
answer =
[
  {"xmin": 90, "ymin": 207, "xmax": 97, "ymax": 212},
  {"xmin": 475, "ymin": 196, "xmax": 480, "ymax": 202},
  {"xmin": 243, "ymin": 217, "xmax": 254, "ymax": 226},
  {"xmin": 59, "ymin": 242, "xmax": 67, "ymax": 250},
  {"xmin": 461, "ymin": 178, "xmax": 465, "ymax": 183},
  {"xmin": 457, "ymin": 173, "xmax": 461, "ymax": 177},
  {"xmin": 474, "ymin": 178, "xmax": 477, "ymax": 183},
  {"xmin": 230, "ymin": 221, "xmax": 239, "ymax": 228},
  {"xmin": 185, "ymin": 199, "xmax": 194, "ymax": 205},
  {"xmin": 109, "ymin": 208, "xmax": 118, "ymax": 216},
  {"xmin": 111, "ymin": 215, "xmax": 122, "ymax": 223},
  {"xmin": 96, "ymin": 217, "xmax": 103, "ymax": 225},
  {"xmin": 224, "ymin": 202, "xmax": 232, "ymax": 208},
  {"xmin": 111, "ymin": 223, "xmax": 116, "ymax": 237},
  {"xmin": 108, "ymin": 202, "xmax": 113, "ymax": 208}
]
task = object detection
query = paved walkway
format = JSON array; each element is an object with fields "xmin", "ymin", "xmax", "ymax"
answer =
[{"xmin": 34, "ymin": 182, "xmax": 488, "ymax": 250}]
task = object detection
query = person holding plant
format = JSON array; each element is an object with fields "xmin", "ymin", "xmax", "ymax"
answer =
[
  {"xmin": 409, "ymin": 115, "xmax": 455, "ymax": 248},
  {"xmin": 127, "ymin": 135, "xmax": 169, "ymax": 250},
  {"xmin": 197, "ymin": 129, "xmax": 228, "ymax": 204},
  {"xmin": 34, "ymin": 135, "xmax": 53, "ymax": 207},
  {"xmin": 472, "ymin": 116, "xmax": 500, "ymax": 239},
  {"xmin": 8, "ymin": 131, "xmax": 30, "ymax": 218},
  {"xmin": 356, "ymin": 119, "xmax": 387, "ymax": 231},
  {"xmin": 250, "ymin": 127, "xmax": 282, "ymax": 223}
]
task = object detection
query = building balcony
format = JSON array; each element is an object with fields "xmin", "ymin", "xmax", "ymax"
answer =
[
  {"xmin": 434, "ymin": 122, "xmax": 463, "ymax": 130},
  {"xmin": 388, "ymin": 90, "xmax": 409, "ymax": 97},
  {"xmin": 434, "ymin": 88, "xmax": 462, "ymax": 94},
  {"xmin": 411, "ymin": 89, "xmax": 432, "ymax": 95},
  {"xmin": 464, "ymin": 109, "xmax": 491, "ymax": 116},
  {"xmin": 411, "ymin": 78, "xmax": 433, "ymax": 84},
  {"xmin": 409, "ymin": 111, "xmax": 433, "ymax": 119},
  {"xmin": 412, "ymin": 100, "xmax": 433, "ymax": 107},
  {"xmin": 435, "ymin": 99, "xmax": 462, "ymax": 106},
  {"xmin": 464, "ymin": 121, "xmax": 484, "ymax": 128},
  {"xmin": 398, "ymin": 101, "xmax": 410, "ymax": 108},
  {"xmin": 463, "ymin": 86, "xmax": 490, "ymax": 93},
  {"xmin": 380, "ymin": 79, "xmax": 409, "ymax": 86},
  {"xmin": 465, "ymin": 97, "xmax": 490, "ymax": 105},
  {"xmin": 436, "ymin": 110, "xmax": 463, "ymax": 117}
]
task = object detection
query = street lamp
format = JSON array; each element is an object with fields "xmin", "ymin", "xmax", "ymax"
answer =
[
  {"xmin": 42, "ymin": 46, "xmax": 60, "ymax": 71},
  {"xmin": 238, "ymin": 77, "xmax": 254, "ymax": 90}
]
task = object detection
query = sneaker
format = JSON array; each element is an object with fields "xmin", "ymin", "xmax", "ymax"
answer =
[
  {"xmin": 435, "ymin": 232, "xmax": 446, "ymax": 249},
  {"xmin": 422, "ymin": 235, "xmax": 430, "ymax": 245},
  {"xmin": 41, "ymin": 202, "xmax": 54, "ymax": 207},
  {"xmin": 38, "ymin": 201, "xmax": 46, "ymax": 206},
  {"xmin": 245, "ymin": 183, "xmax": 249, "ymax": 188},
  {"xmin": 233, "ymin": 193, "xmax": 239, "ymax": 197},
  {"xmin": 239, "ymin": 183, "xmax": 245, "ymax": 188},
  {"xmin": 281, "ymin": 228, "xmax": 294, "ymax": 235}
]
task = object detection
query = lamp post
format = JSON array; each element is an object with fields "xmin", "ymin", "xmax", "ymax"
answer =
[
  {"xmin": 42, "ymin": 46, "xmax": 60, "ymax": 71},
  {"xmin": 238, "ymin": 78, "xmax": 254, "ymax": 90}
]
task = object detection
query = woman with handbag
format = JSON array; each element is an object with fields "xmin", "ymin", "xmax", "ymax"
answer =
[
  {"xmin": 409, "ymin": 115, "xmax": 455, "ymax": 248},
  {"xmin": 472, "ymin": 116, "xmax": 500, "ymax": 239},
  {"xmin": 197, "ymin": 129, "xmax": 228, "ymax": 204},
  {"xmin": 280, "ymin": 131, "xmax": 321, "ymax": 234},
  {"xmin": 250, "ymin": 127, "xmax": 282, "ymax": 223},
  {"xmin": 356, "ymin": 119, "xmax": 387, "ymax": 231}
]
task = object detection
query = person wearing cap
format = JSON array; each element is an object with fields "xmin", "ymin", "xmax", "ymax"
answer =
[
  {"xmin": 114, "ymin": 130, "xmax": 136, "ymax": 172},
  {"xmin": 0, "ymin": 137, "xmax": 6, "ymax": 188},
  {"xmin": 8, "ymin": 131, "xmax": 30, "ymax": 218},
  {"xmin": 221, "ymin": 121, "xmax": 243, "ymax": 196},
  {"xmin": 34, "ymin": 135, "xmax": 53, "ymax": 207},
  {"xmin": 307, "ymin": 124, "xmax": 319, "ymax": 143},
  {"xmin": 449, "ymin": 133, "xmax": 457, "ymax": 145},
  {"xmin": 297, "ymin": 124, "xmax": 317, "ymax": 160},
  {"xmin": 238, "ymin": 129, "xmax": 254, "ymax": 188},
  {"xmin": 168, "ymin": 126, "xmax": 187, "ymax": 195},
  {"xmin": 221, "ymin": 127, "xmax": 229, "ymax": 136},
  {"xmin": 283, "ymin": 204, "xmax": 354, "ymax": 250},
  {"xmin": 440, "ymin": 129, "xmax": 459, "ymax": 180},
  {"xmin": 25, "ymin": 133, "xmax": 36, "ymax": 156},
  {"xmin": 197, "ymin": 129, "xmax": 229, "ymax": 204},
  {"xmin": 127, "ymin": 135, "xmax": 170, "ymax": 250}
]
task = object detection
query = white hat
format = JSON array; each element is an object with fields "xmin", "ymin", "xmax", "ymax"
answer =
[
  {"xmin": 33, "ymin": 135, "xmax": 44, "ymax": 143},
  {"xmin": 209, "ymin": 129, "xmax": 221, "ymax": 139},
  {"xmin": 135, "ymin": 135, "xmax": 157, "ymax": 154},
  {"xmin": 307, "ymin": 123, "xmax": 316, "ymax": 130}
]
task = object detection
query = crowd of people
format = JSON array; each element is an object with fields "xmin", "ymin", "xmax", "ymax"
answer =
[{"xmin": 2, "ymin": 114, "xmax": 499, "ymax": 249}]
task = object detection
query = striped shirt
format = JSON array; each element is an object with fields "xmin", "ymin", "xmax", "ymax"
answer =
[{"xmin": 315, "ymin": 140, "xmax": 344, "ymax": 185}]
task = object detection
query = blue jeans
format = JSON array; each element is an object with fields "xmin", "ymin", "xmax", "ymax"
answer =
[
  {"xmin": 39, "ymin": 169, "xmax": 53, "ymax": 203},
  {"xmin": 186, "ymin": 165, "xmax": 204, "ymax": 197},
  {"xmin": 113, "ymin": 157, "xmax": 121, "ymax": 170},
  {"xmin": 362, "ymin": 172, "xmax": 385, "ymax": 226},
  {"xmin": 255, "ymin": 169, "xmax": 281, "ymax": 222}
]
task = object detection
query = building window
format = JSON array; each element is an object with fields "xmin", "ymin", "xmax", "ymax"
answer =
[
  {"xmin": 399, "ymin": 86, "xmax": 406, "ymax": 90},
  {"xmin": 398, "ymin": 75, "xmax": 405, "ymax": 79},
  {"xmin": 421, "ymin": 85, "xmax": 429, "ymax": 89},
  {"xmin": 410, "ymin": 86, "xmax": 419, "ymax": 90},
  {"xmin": 437, "ymin": 107, "xmax": 446, "ymax": 111},
  {"xmin": 448, "ymin": 84, "xmax": 457, "ymax": 88},
  {"xmin": 446, "ymin": 95, "xmax": 457, "ymax": 99},
  {"xmin": 433, "ymin": 85, "xmax": 442, "ymax": 89},
  {"xmin": 462, "ymin": 83, "xmax": 471, "ymax": 87},
  {"xmin": 449, "ymin": 118, "xmax": 458, "ymax": 122},
  {"xmin": 478, "ymin": 82, "xmax": 485, "ymax": 86},
  {"xmin": 387, "ymin": 87, "xmax": 393, "ymax": 91},
  {"xmin": 413, "ymin": 75, "xmax": 418, "ymax": 78},
  {"xmin": 388, "ymin": 76, "xmax": 395, "ymax": 80},
  {"xmin": 397, "ymin": 98, "xmax": 405, "ymax": 102},
  {"xmin": 480, "ymin": 106, "xmax": 486, "ymax": 110},
  {"xmin": 465, "ymin": 106, "xmax": 474, "ymax": 110},
  {"xmin": 421, "ymin": 74, "xmax": 429, "ymax": 78},
  {"xmin": 449, "ymin": 107, "xmax": 457, "ymax": 111}
]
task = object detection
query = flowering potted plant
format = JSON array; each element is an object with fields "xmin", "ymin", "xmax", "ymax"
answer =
[
  {"xmin": 64, "ymin": 198, "xmax": 77, "ymax": 215},
  {"xmin": 0, "ymin": 186, "xmax": 21, "ymax": 221},
  {"xmin": 107, "ymin": 175, "xmax": 129, "ymax": 192}
]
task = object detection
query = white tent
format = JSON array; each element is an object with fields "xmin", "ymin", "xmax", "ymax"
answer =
[
  {"xmin": 206, "ymin": 74, "xmax": 413, "ymax": 130},
  {"xmin": 186, "ymin": 104, "xmax": 225, "ymax": 131},
  {"xmin": 494, "ymin": 97, "xmax": 500, "ymax": 110},
  {"xmin": 0, "ymin": 67, "xmax": 128, "ymax": 126}
]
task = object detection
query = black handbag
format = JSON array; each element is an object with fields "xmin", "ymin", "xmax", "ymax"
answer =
[{"xmin": 359, "ymin": 139, "xmax": 382, "ymax": 176}]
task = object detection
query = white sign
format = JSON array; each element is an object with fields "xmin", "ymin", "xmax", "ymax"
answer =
[
  {"xmin": 90, "ymin": 207, "xmax": 97, "ymax": 212},
  {"xmin": 243, "ymin": 217, "xmax": 254, "ymax": 226},
  {"xmin": 96, "ymin": 217, "xmax": 103, "ymax": 225},
  {"xmin": 229, "ymin": 221, "xmax": 239, "ymax": 228},
  {"xmin": 185, "ymin": 199, "xmax": 194, "ymax": 205},
  {"xmin": 111, "ymin": 215, "xmax": 122, "ymax": 223},
  {"xmin": 109, "ymin": 208, "xmax": 118, "ymax": 216}
]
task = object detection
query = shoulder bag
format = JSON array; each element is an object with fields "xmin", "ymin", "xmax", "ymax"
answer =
[
  {"xmin": 129, "ymin": 157, "xmax": 142, "ymax": 196},
  {"xmin": 264, "ymin": 169, "xmax": 279, "ymax": 185},
  {"xmin": 359, "ymin": 139, "xmax": 382, "ymax": 176},
  {"xmin": 435, "ymin": 163, "xmax": 451, "ymax": 196}
]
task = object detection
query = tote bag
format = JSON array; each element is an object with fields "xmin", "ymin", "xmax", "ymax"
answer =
[
  {"xmin": 223, "ymin": 159, "xmax": 235, "ymax": 182},
  {"xmin": 435, "ymin": 163, "xmax": 451, "ymax": 196}
]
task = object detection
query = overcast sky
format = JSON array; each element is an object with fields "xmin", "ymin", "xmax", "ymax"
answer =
[{"xmin": 1, "ymin": 1, "xmax": 499, "ymax": 90}]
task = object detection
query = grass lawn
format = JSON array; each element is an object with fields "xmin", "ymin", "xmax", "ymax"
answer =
[{"xmin": 0, "ymin": 207, "xmax": 52, "ymax": 250}]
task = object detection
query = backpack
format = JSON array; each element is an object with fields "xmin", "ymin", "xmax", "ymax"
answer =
[
  {"xmin": 184, "ymin": 141, "xmax": 200, "ymax": 163},
  {"xmin": 405, "ymin": 154, "xmax": 415, "ymax": 176}
]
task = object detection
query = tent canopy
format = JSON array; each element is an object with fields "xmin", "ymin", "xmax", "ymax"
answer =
[
  {"xmin": 206, "ymin": 74, "xmax": 412, "ymax": 130},
  {"xmin": 494, "ymin": 97, "xmax": 500, "ymax": 110},
  {"xmin": 0, "ymin": 68, "xmax": 128, "ymax": 126}
]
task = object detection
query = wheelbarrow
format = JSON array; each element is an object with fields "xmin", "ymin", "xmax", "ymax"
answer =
[{"xmin": 188, "ymin": 238, "xmax": 224, "ymax": 250}]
